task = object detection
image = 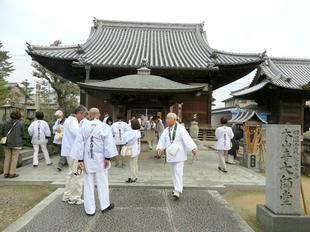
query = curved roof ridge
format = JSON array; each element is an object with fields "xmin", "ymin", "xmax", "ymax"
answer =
[
  {"xmin": 27, "ymin": 43, "xmax": 79, "ymax": 51},
  {"xmin": 237, "ymin": 55, "xmax": 310, "ymax": 95},
  {"xmin": 261, "ymin": 58, "xmax": 282, "ymax": 76},
  {"xmin": 212, "ymin": 48, "xmax": 264, "ymax": 58},
  {"xmin": 94, "ymin": 18, "xmax": 202, "ymax": 30},
  {"xmin": 269, "ymin": 56, "xmax": 310, "ymax": 64},
  {"xmin": 77, "ymin": 72, "xmax": 206, "ymax": 93}
]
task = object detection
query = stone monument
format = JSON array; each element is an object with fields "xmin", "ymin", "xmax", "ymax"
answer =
[
  {"xmin": 189, "ymin": 114, "xmax": 204, "ymax": 150},
  {"xmin": 189, "ymin": 114, "xmax": 199, "ymax": 139},
  {"xmin": 256, "ymin": 124, "xmax": 310, "ymax": 232}
]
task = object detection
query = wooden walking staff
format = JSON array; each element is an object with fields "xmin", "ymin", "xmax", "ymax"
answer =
[{"xmin": 300, "ymin": 180, "xmax": 308, "ymax": 215}]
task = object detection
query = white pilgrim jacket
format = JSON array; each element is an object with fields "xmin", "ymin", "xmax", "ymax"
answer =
[
  {"xmin": 61, "ymin": 116, "xmax": 89, "ymax": 157},
  {"xmin": 215, "ymin": 126, "xmax": 234, "ymax": 151},
  {"xmin": 123, "ymin": 129, "xmax": 141, "ymax": 158},
  {"xmin": 28, "ymin": 120, "xmax": 51, "ymax": 145},
  {"xmin": 156, "ymin": 123, "xmax": 197, "ymax": 163},
  {"xmin": 71, "ymin": 119, "xmax": 118, "ymax": 173},
  {"xmin": 111, "ymin": 121, "xmax": 131, "ymax": 145}
]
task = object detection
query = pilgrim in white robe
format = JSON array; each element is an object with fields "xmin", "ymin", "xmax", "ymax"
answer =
[
  {"xmin": 144, "ymin": 119, "xmax": 156, "ymax": 149},
  {"xmin": 123, "ymin": 129, "xmax": 141, "ymax": 180},
  {"xmin": 215, "ymin": 125, "xmax": 234, "ymax": 171},
  {"xmin": 156, "ymin": 123, "xmax": 197, "ymax": 194},
  {"xmin": 71, "ymin": 119, "xmax": 117, "ymax": 215},
  {"xmin": 28, "ymin": 120, "xmax": 52, "ymax": 165},
  {"xmin": 111, "ymin": 120, "xmax": 131, "ymax": 167},
  {"xmin": 61, "ymin": 116, "xmax": 89, "ymax": 203}
]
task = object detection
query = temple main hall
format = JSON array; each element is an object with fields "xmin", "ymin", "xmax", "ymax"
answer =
[{"xmin": 26, "ymin": 19, "xmax": 266, "ymax": 127}]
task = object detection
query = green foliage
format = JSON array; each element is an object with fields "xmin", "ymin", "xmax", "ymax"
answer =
[
  {"xmin": 0, "ymin": 79, "xmax": 9, "ymax": 104},
  {"xmin": 0, "ymin": 41, "xmax": 14, "ymax": 103},
  {"xmin": 32, "ymin": 40, "xmax": 79, "ymax": 116},
  {"xmin": 20, "ymin": 79, "xmax": 34, "ymax": 104},
  {"xmin": 0, "ymin": 123, "xmax": 4, "ymax": 159},
  {"xmin": 0, "ymin": 41, "xmax": 14, "ymax": 80}
]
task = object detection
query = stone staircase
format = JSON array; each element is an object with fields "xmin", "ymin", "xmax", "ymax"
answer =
[
  {"xmin": 17, "ymin": 148, "xmax": 44, "ymax": 167},
  {"xmin": 198, "ymin": 128, "xmax": 216, "ymax": 141}
]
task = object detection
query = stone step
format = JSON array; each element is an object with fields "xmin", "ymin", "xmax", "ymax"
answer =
[{"xmin": 17, "ymin": 148, "xmax": 45, "ymax": 167}]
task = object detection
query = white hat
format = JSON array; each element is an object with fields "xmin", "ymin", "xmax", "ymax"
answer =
[{"xmin": 54, "ymin": 110, "xmax": 64, "ymax": 117}]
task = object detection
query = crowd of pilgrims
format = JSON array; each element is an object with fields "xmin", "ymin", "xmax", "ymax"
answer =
[{"xmin": 2, "ymin": 104, "xmax": 242, "ymax": 215}]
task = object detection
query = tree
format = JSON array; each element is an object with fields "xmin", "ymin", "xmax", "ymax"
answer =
[
  {"xmin": 0, "ymin": 80, "xmax": 9, "ymax": 103},
  {"xmin": 32, "ymin": 40, "xmax": 79, "ymax": 116},
  {"xmin": 20, "ymin": 79, "xmax": 34, "ymax": 105},
  {"xmin": 0, "ymin": 42, "xmax": 14, "ymax": 80},
  {"xmin": 0, "ymin": 41, "xmax": 14, "ymax": 103}
]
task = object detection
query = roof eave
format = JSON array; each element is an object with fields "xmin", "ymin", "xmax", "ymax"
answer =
[
  {"xmin": 77, "ymin": 82, "xmax": 204, "ymax": 93},
  {"xmin": 72, "ymin": 62, "xmax": 220, "ymax": 71},
  {"xmin": 26, "ymin": 50, "xmax": 78, "ymax": 61}
]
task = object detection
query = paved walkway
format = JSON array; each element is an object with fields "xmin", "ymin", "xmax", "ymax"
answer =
[
  {"xmin": 4, "ymin": 188, "xmax": 254, "ymax": 232},
  {"xmin": 0, "ymin": 142, "xmax": 265, "ymax": 190},
  {"xmin": 1, "ymin": 142, "xmax": 263, "ymax": 231}
]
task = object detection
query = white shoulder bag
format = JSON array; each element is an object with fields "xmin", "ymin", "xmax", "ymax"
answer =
[{"xmin": 1, "ymin": 121, "xmax": 18, "ymax": 145}]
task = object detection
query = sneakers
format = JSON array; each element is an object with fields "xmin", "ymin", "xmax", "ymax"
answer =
[
  {"xmin": 125, "ymin": 178, "xmax": 137, "ymax": 183},
  {"xmin": 218, "ymin": 167, "xmax": 228, "ymax": 173},
  {"xmin": 68, "ymin": 199, "xmax": 84, "ymax": 205},
  {"xmin": 227, "ymin": 155, "xmax": 236, "ymax": 164},
  {"xmin": 101, "ymin": 203, "xmax": 115, "ymax": 213},
  {"xmin": 8, "ymin": 174, "xmax": 19, "ymax": 178},
  {"xmin": 85, "ymin": 212, "xmax": 95, "ymax": 216},
  {"xmin": 173, "ymin": 191, "xmax": 180, "ymax": 200},
  {"xmin": 227, "ymin": 161, "xmax": 236, "ymax": 165},
  {"xmin": 62, "ymin": 198, "xmax": 69, "ymax": 202}
]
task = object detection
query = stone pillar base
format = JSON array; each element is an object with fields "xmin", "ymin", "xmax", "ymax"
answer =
[{"xmin": 256, "ymin": 204, "xmax": 310, "ymax": 232}]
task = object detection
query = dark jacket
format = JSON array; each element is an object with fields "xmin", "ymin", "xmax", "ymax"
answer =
[{"xmin": 2, "ymin": 120, "xmax": 24, "ymax": 148}]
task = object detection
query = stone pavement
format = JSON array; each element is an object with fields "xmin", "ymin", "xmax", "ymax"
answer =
[
  {"xmin": 0, "ymin": 143, "xmax": 265, "ymax": 191},
  {"xmin": 1, "ymin": 142, "xmax": 263, "ymax": 231},
  {"xmin": 5, "ymin": 188, "xmax": 253, "ymax": 232}
]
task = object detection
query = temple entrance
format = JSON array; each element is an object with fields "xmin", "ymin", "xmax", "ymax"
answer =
[
  {"xmin": 80, "ymin": 66, "xmax": 207, "ymax": 127},
  {"xmin": 127, "ymin": 107, "xmax": 163, "ymax": 122}
]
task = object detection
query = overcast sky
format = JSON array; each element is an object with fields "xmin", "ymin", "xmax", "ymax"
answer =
[{"xmin": 1, "ymin": 0, "xmax": 309, "ymax": 108}]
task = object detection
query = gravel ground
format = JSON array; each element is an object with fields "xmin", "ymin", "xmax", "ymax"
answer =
[
  {"xmin": 0, "ymin": 185, "xmax": 50, "ymax": 231},
  {"xmin": 222, "ymin": 176, "xmax": 310, "ymax": 232}
]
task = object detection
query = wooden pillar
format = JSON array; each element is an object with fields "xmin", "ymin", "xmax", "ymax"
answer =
[
  {"xmin": 301, "ymin": 97, "xmax": 305, "ymax": 132},
  {"xmin": 84, "ymin": 65, "xmax": 91, "ymax": 108},
  {"xmin": 206, "ymin": 87, "xmax": 212, "ymax": 128}
]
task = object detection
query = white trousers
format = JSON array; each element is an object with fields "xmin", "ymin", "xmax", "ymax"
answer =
[
  {"xmin": 145, "ymin": 131, "xmax": 156, "ymax": 149},
  {"xmin": 84, "ymin": 169, "xmax": 110, "ymax": 215},
  {"xmin": 129, "ymin": 156, "xmax": 139, "ymax": 179},
  {"xmin": 169, "ymin": 161, "xmax": 184, "ymax": 193},
  {"xmin": 218, "ymin": 150, "xmax": 228, "ymax": 170},
  {"xmin": 33, "ymin": 143, "xmax": 51, "ymax": 165},
  {"xmin": 63, "ymin": 157, "xmax": 83, "ymax": 201}
]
